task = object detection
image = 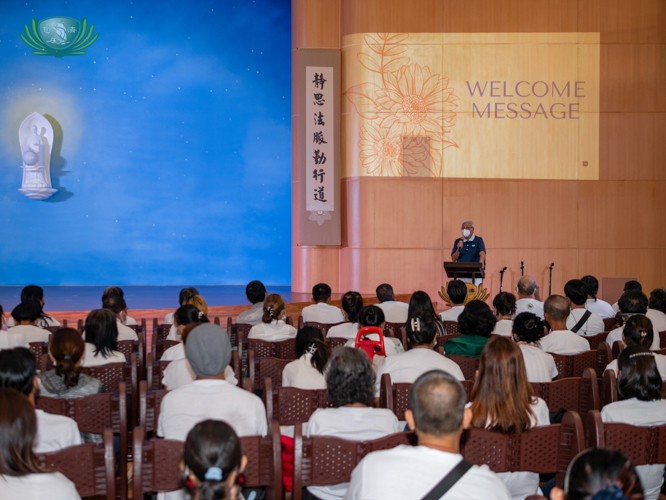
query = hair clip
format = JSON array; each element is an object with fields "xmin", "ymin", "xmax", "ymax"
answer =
[
  {"xmin": 198, "ymin": 311, "xmax": 203, "ymax": 319},
  {"xmin": 264, "ymin": 306, "xmax": 274, "ymax": 315},
  {"xmin": 591, "ymin": 484, "xmax": 627, "ymax": 500},
  {"xmin": 204, "ymin": 467, "xmax": 223, "ymax": 481},
  {"xmin": 410, "ymin": 317, "xmax": 421, "ymax": 332},
  {"xmin": 64, "ymin": 355, "xmax": 71, "ymax": 360},
  {"xmin": 640, "ymin": 330, "xmax": 647, "ymax": 337},
  {"xmin": 629, "ymin": 352, "xmax": 655, "ymax": 359},
  {"xmin": 307, "ymin": 344, "xmax": 317, "ymax": 355}
]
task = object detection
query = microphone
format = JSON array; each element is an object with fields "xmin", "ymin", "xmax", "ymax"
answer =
[
  {"xmin": 499, "ymin": 267, "xmax": 508, "ymax": 291},
  {"xmin": 549, "ymin": 263, "xmax": 555, "ymax": 296}
]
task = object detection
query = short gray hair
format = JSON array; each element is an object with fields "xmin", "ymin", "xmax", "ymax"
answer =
[{"xmin": 461, "ymin": 220, "xmax": 474, "ymax": 228}]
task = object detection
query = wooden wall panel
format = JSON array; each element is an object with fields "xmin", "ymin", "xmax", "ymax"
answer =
[
  {"xmin": 292, "ymin": 246, "xmax": 341, "ymax": 292},
  {"xmin": 292, "ymin": 0, "xmax": 340, "ymax": 50},
  {"xmin": 342, "ymin": 0, "xmax": 444, "ymax": 36},
  {"xmin": 578, "ymin": 0, "xmax": 665, "ymax": 43},
  {"xmin": 579, "ymin": 249, "xmax": 666, "ymax": 294}
]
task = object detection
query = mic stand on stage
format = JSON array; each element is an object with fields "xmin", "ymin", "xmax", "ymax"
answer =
[
  {"xmin": 549, "ymin": 263, "xmax": 554, "ymax": 296},
  {"xmin": 499, "ymin": 267, "xmax": 507, "ymax": 292},
  {"xmin": 521, "ymin": 261, "xmax": 524, "ymax": 277}
]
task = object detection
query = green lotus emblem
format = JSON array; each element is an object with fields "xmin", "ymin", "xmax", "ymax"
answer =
[{"xmin": 20, "ymin": 17, "xmax": 99, "ymax": 57}]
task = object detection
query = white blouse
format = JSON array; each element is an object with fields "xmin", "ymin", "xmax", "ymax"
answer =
[
  {"xmin": 282, "ymin": 353, "xmax": 327, "ymax": 390},
  {"xmin": 81, "ymin": 343, "xmax": 126, "ymax": 367},
  {"xmin": 248, "ymin": 320, "xmax": 297, "ymax": 342}
]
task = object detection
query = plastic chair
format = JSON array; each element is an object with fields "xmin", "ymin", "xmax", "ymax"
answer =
[
  {"xmin": 151, "ymin": 318, "xmax": 172, "ymax": 341},
  {"xmin": 530, "ymin": 368, "xmax": 599, "ymax": 420},
  {"xmin": 443, "ymin": 321, "xmax": 459, "ymax": 334},
  {"xmin": 585, "ymin": 331, "xmax": 609, "ymax": 350},
  {"xmin": 152, "ymin": 338, "xmax": 180, "ymax": 360},
  {"xmin": 304, "ymin": 321, "xmax": 347, "ymax": 336},
  {"xmin": 249, "ymin": 350, "xmax": 291, "ymax": 390},
  {"xmin": 444, "ymin": 354, "xmax": 479, "ymax": 381},
  {"xmin": 661, "ymin": 330, "xmax": 666, "ymax": 349},
  {"xmin": 325, "ymin": 337, "xmax": 348, "ymax": 350},
  {"xmin": 600, "ymin": 369, "xmax": 618, "ymax": 409},
  {"xmin": 611, "ymin": 340, "xmax": 625, "ymax": 360},
  {"xmin": 29, "ymin": 341, "xmax": 48, "ymax": 370},
  {"xmin": 355, "ymin": 326, "xmax": 386, "ymax": 360},
  {"xmin": 126, "ymin": 318, "xmax": 147, "ymax": 335},
  {"xmin": 384, "ymin": 321, "xmax": 405, "ymax": 336},
  {"xmin": 117, "ymin": 330, "xmax": 145, "ymax": 381},
  {"xmin": 44, "ymin": 325, "xmax": 60, "ymax": 334},
  {"xmin": 146, "ymin": 352, "xmax": 172, "ymax": 391},
  {"xmin": 263, "ymin": 378, "xmax": 329, "ymax": 426},
  {"xmin": 241, "ymin": 338, "xmax": 297, "ymax": 373},
  {"xmin": 550, "ymin": 343, "xmax": 610, "ymax": 381},
  {"xmin": 603, "ymin": 317, "xmax": 621, "ymax": 332}
]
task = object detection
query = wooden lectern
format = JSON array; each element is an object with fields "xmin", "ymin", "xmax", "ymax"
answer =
[{"xmin": 443, "ymin": 262, "xmax": 485, "ymax": 282}]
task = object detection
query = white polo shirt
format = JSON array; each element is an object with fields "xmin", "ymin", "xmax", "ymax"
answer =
[
  {"xmin": 513, "ymin": 299, "xmax": 544, "ymax": 320},
  {"xmin": 282, "ymin": 353, "xmax": 327, "ymax": 390},
  {"xmin": 344, "ymin": 445, "xmax": 512, "ymax": 500},
  {"xmin": 517, "ymin": 344, "xmax": 558, "ymax": 383},
  {"xmin": 566, "ymin": 308, "xmax": 606, "ymax": 336},
  {"xmin": 164, "ymin": 311, "xmax": 175, "ymax": 324},
  {"xmin": 327, "ymin": 322, "xmax": 359, "ymax": 339},
  {"xmin": 0, "ymin": 472, "xmax": 80, "ymax": 500},
  {"xmin": 81, "ymin": 343, "xmax": 126, "ymax": 367},
  {"xmin": 8, "ymin": 325, "xmax": 50, "ymax": 343},
  {"xmin": 0, "ymin": 330, "xmax": 30, "ymax": 350},
  {"xmin": 607, "ymin": 324, "xmax": 660, "ymax": 351},
  {"xmin": 540, "ymin": 330, "xmax": 590, "ymax": 355},
  {"xmin": 161, "ymin": 360, "xmax": 237, "ymax": 391},
  {"xmin": 493, "ymin": 319, "xmax": 514, "ymax": 337},
  {"xmin": 7, "ymin": 314, "xmax": 60, "ymax": 328},
  {"xmin": 248, "ymin": 320, "xmax": 297, "ymax": 342},
  {"xmin": 439, "ymin": 305, "xmax": 464, "ymax": 322},
  {"xmin": 236, "ymin": 302, "xmax": 265, "ymax": 326},
  {"xmin": 374, "ymin": 348, "xmax": 464, "ymax": 397},
  {"xmin": 35, "ymin": 409, "xmax": 82, "ymax": 453},
  {"xmin": 124, "ymin": 315, "xmax": 137, "ymax": 326},
  {"xmin": 161, "ymin": 342, "xmax": 185, "ymax": 361},
  {"xmin": 375, "ymin": 301, "xmax": 409, "ymax": 324},
  {"xmin": 116, "ymin": 320, "xmax": 138, "ymax": 341},
  {"xmin": 585, "ymin": 298, "xmax": 616, "ymax": 319},
  {"xmin": 646, "ymin": 309, "xmax": 666, "ymax": 337},
  {"xmin": 302, "ymin": 302, "xmax": 346, "ymax": 323}
]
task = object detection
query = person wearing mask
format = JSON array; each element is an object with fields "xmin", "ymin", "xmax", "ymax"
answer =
[
  {"xmin": 564, "ymin": 279, "xmax": 605, "ymax": 336},
  {"xmin": 581, "ymin": 275, "xmax": 616, "ymax": 319},
  {"xmin": 101, "ymin": 286, "xmax": 137, "ymax": 325},
  {"xmin": 375, "ymin": 283, "xmax": 408, "ymax": 324},
  {"xmin": 6, "ymin": 285, "xmax": 59, "ymax": 328},
  {"xmin": 511, "ymin": 313, "xmax": 558, "ymax": 383},
  {"xmin": 492, "ymin": 292, "xmax": 516, "ymax": 336},
  {"xmin": 513, "ymin": 276, "xmax": 544, "ymax": 320},
  {"xmin": 540, "ymin": 296, "xmax": 590, "ymax": 355},
  {"xmin": 164, "ymin": 287, "xmax": 199, "ymax": 325},
  {"xmin": 102, "ymin": 295, "xmax": 138, "ymax": 341},
  {"xmin": 282, "ymin": 327, "xmax": 331, "ymax": 390},
  {"xmin": 161, "ymin": 305, "xmax": 210, "ymax": 361},
  {"xmin": 236, "ymin": 281, "xmax": 267, "ymax": 326},
  {"xmin": 439, "ymin": 280, "xmax": 468, "ymax": 322},
  {"xmin": 450, "ymin": 220, "xmax": 486, "ymax": 286},
  {"xmin": 301, "ymin": 283, "xmax": 345, "ymax": 324}
]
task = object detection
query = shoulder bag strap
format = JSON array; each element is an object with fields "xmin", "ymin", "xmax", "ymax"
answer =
[
  {"xmin": 420, "ymin": 459, "xmax": 473, "ymax": 500},
  {"xmin": 571, "ymin": 310, "xmax": 592, "ymax": 333}
]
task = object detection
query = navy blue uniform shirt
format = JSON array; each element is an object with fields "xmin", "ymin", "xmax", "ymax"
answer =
[{"xmin": 451, "ymin": 235, "xmax": 486, "ymax": 263}]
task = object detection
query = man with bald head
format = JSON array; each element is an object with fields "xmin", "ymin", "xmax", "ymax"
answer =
[
  {"xmin": 345, "ymin": 370, "xmax": 511, "ymax": 500},
  {"xmin": 513, "ymin": 275, "xmax": 544, "ymax": 320},
  {"xmin": 539, "ymin": 295, "xmax": 590, "ymax": 355}
]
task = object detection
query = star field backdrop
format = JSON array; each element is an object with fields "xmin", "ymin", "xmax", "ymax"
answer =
[{"xmin": 0, "ymin": 0, "xmax": 292, "ymax": 286}]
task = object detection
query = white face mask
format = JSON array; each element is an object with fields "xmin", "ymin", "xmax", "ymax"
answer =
[{"xmin": 462, "ymin": 229, "xmax": 471, "ymax": 238}]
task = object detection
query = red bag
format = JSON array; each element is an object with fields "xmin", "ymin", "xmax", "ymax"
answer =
[
  {"xmin": 354, "ymin": 326, "xmax": 386, "ymax": 360},
  {"xmin": 281, "ymin": 435, "xmax": 295, "ymax": 491}
]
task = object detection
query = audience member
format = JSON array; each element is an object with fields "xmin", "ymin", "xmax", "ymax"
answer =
[
  {"xmin": 164, "ymin": 287, "xmax": 199, "ymax": 324},
  {"xmin": 6, "ymin": 285, "xmax": 60, "ymax": 328},
  {"xmin": 346, "ymin": 370, "xmax": 511, "ymax": 500},
  {"xmin": 606, "ymin": 290, "xmax": 655, "ymax": 350},
  {"xmin": 236, "ymin": 281, "xmax": 267, "ymax": 326},
  {"xmin": 540, "ymin": 295, "xmax": 590, "ymax": 355},
  {"xmin": 248, "ymin": 294, "xmax": 297, "ymax": 341},
  {"xmin": 81, "ymin": 309, "xmax": 126, "ymax": 367},
  {"xmin": 102, "ymin": 295, "xmax": 139, "ymax": 341},
  {"xmin": 407, "ymin": 290, "xmax": 446, "ymax": 335},
  {"xmin": 375, "ymin": 283, "xmax": 408, "ymax": 324},
  {"xmin": 513, "ymin": 276, "xmax": 544, "ymax": 320},
  {"xmin": 374, "ymin": 315, "xmax": 464, "ymax": 398},
  {"xmin": 444, "ymin": 300, "xmax": 496, "ymax": 358},
  {"xmin": 564, "ymin": 279, "xmax": 605, "ymax": 336},
  {"xmin": 327, "ymin": 291, "xmax": 362, "ymax": 339},
  {"xmin": 0, "ymin": 304, "xmax": 6, "ymax": 331},
  {"xmin": 306, "ymin": 348, "xmax": 400, "ymax": 500},
  {"xmin": 0, "ymin": 388, "xmax": 80, "ymax": 500},
  {"xmin": 161, "ymin": 305, "xmax": 210, "ymax": 361},
  {"xmin": 470, "ymin": 336, "xmax": 550, "ymax": 500},
  {"xmin": 604, "ymin": 316, "xmax": 666, "ymax": 380},
  {"xmin": 301, "ymin": 283, "xmax": 345, "ymax": 323},
  {"xmin": 282, "ymin": 326, "xmax": 330, "ymax": 390},
  {"xmin": 8, "ymin": 302, "xmax": 50, "ymax": 343},
  {"xmin": 612, "ymin": 280, "xmax": 642, "ymax": 314},
  {"xmin": 439, "ymin": 280, "xmax": 467, "ymax": 321},
  {"xmin": 0, "ymin": 348, "xmax": 80, "ymax": 453},
  {"xmin": 492, "ymin": 292, "xmax": 516, "ymax": 336},
  {"xmin": 512, "ymin": 312, "xmax": 558, "ymax": 383},
  {"xmin": 581, "ymin": 275, "xmax": 616, "ymax": 319},
  {"xmin": 101, "ymin": 286, "xmax": 137, "ymax": 325},
  {"xmin": 601, "ymin": 346, "xmax": 666, "ymax": 500},
  {"xmin": 343, "ymin": 305, "xmax": 402, "ymax": 355},
  {"xmin": 167, "ymin": 294, "xmax": 209, "ymax": 341},
  {"xmin": 0, "ymin": 306, "xmax": 29, "ymax": 349},
  {"xmin": 646, "ymin": 288, "xmax": 666, "ymax": 337}
]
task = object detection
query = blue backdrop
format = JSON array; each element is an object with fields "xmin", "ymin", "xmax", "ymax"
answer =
[{"xmin": 0, "ymin": 0, "xmax": 291, "ymax": 286}]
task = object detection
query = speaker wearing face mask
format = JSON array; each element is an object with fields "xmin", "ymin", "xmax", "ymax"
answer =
[{"xmin": 451, "ymin": 220, "xmax": 486, "ymax": 285}]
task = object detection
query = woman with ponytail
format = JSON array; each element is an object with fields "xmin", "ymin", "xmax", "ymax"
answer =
[
  {"xmin": 327, "ymin": 291, "xmax": 363, "ymax": 339},
  {"xmin": 282, "ymin": 326, "xmax": 331, "ymax": 389},
  {"xmin": 248, "ymin": 294, "xmax": 296, "ymax": 341},
  {"xmin": 161, "ymin": 305, "xmax": 210, "ymax": 361},
  {"xmin": 512, "ymin": 312, "xmax": 558, "ymax": 383},
  {"xmin": 6, "ymin": 285, "xmax": 60, "ymax": 328},
  {"xmin": 604, "ymin": 315, "xmax": 666, "ymax": 379}
]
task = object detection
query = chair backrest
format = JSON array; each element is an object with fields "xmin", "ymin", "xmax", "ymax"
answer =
[
  {"xmin": 37, "ymin": 429, "xmax": 116, "ymax": 500},
  {"xmin": 117, "ymin": 334, "xmax": 144, "ymax": 380},
  {"xmin": 661, "ymin": 330, "xmax": 666, "ymax": 349},
  {"xmin": 443, "ymin": 321, "xmax": 459, "ymax": 334},
  {"xmin": 139, "ymin": 380, "xmax": 169, "ymax": 434},
  {"xmin": 127, "ymin": 318, "xmax": 147, "ymax": 335},
  {"xmin": 153, "ymin": 339, "xmax": 180, "ymax": 360},
  {"xmin": 298, "ymin": 315, "xmax": 303, "ymax": 330},
  {"xmin": 242, "ymin": 338, "xmax": 297, "ymax": 363},
  {"xmin": 586, "ymin": 331, "xmax": 609, "ymax": 350},
  {"xmin": 263, "ymin": 378, "xmax": 329, "ymax": 425},
  {"xmin": 550, "ymin": 345, "xmax": 608, "ymax": 380},
  {"xmin": 600, "ymin": 369, "xmax": 618, "ymax": 409},
  {"xmin": 326, "ymin": 337, "xmax": 348, "ymax": 350},
  {"xmin": 44, "ymin": 325, "xmax": 60, "ymax": 334},
  {"xmin": 146, "ymin": 352, "xmax": 172, "ymax": 391},
  {"xmin": 152, "ymin": 318, "xmax": 172, "ymax": 341},
  {"xmin": 304, "ymin": 321, "xmax": 347, "ymax": 336},
  {"xmin": 437, "ymin": 332, "xmax": 461, "ymax": 350},
  {"xmin": 29, "ymin": 341, "xmax": 48, "ymax": 370},
  {"xmin": 235, "ymin": 322, "xmax": 254, "ymax": 347},
  {"xmin": 445, "ymin": 354, "xmax": 479, "ymax": 380},
  {"xmin": 611, "ymin": 340, "xmax": 625, "ymax": 360},
  {"xmin": 249, "ymin": 351, "xmax": 291, "ymax": 389},
  {"xmin": 530, "ymin": 368, "xmax": 599, "ymax": 420},
  {"xmin": 384, "ymin": 321, "xmax": 405, "ymax": 336},
  {"xmin": 603, "ymin": 317, "xmax": 621, "ymax": 332}
]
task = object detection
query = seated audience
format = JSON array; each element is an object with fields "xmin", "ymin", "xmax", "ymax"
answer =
[
  {"xmin": 601, "ymin": 345, "xmax": 666, "ymax": 500},
  {"xmin": 180, "ymin": 420, "xmax": 247, "ymax": 500},
  {"xmin": 102, "ymin": 295, "xmax": 139, "ymax": 341},
  {"xmin": 564, "ymin": 279, "xmax": 605, "ymax": 336},
  {"xmin": 550, "ymin": 448, "xmax": 644, "ymax": 500},
  {"xmin": 512, "ymin": 313, "xmax": 558, "ymax": 383},
  {"xmin": 375, "ymin": 283, "xmax": 408, "ymax": 324},
  {"xmin": 6, "ymin": 285, "xmax": 60, "ymax": 328},
  {"xmin": 0, "ymin": 306, "xmax": 29, "ymax": 349},
  {"xmin": 374, "ymin": 315, "xmax": 464, "ymax": 398},
  {"xmin": 407, "ymin": 290, "xmax": 446, "ymax": 335},
  {"xmin": 162, "ymin": 305, "xmax": 210, "ymax": 360},
  {"xmin": 282, "ymin": 326, "xmax": 330, "ymax": 390},
  {"xmin": 8, "ymin": 302, "xmax": 50, "ymax": 343},
  {"xmin": 0, "ymin": 388, "xmax": 80, "ymax": 499},
  {"xmin": 492, "ymin": 292, "xmax": 516, "ymax": 336},
  {"xmin": 444, "ymin": 300, "xmax": 496, "ymax": 358},
  {"xmin": 604, "ymin": 315, "xmax": 666, "ymax": 380},
  {"xmin": 168, "ymin": 294, "xmax": 210, "ymax": 341},
  {"xmin": 607, "ymin": 290, "xmax": 657, "ymax": 350},
  {"xmin": 581, "ymin": 275, "xmax": 616, "ymax": 319},
  {"xmin": 469, "ymin": 336, "xmax": 550, "ymax": 500},
  {"xmin": 343, "ymin": 305, "xmax": 402, "ymax": 355},
  {"xmin": 439, "ymin": 280, "xmax": 467, "ymax": 321},
  {"xmin": 164, "ymin": 287, "xmax": 199, "ymax": 324},
  {"xmin": 101, "ymin": 286, "xmax": 137, "ymax": 325},
  {"xmin": 346, "ymin": 370, "xmax": 512, "ymax": 500},
  {"xmin": 301, "ymin": 283, "xmax": 345, "ymax": 323},
  {"xmin": 0, "ymin": 348, "xmax": 81, "ymax": 453},
  {"xmin": 248, "ymin": 294, "xmax": 297, "ymax": 341},
  {"xmin": 513, "ymin": 276, "xmax": 544, "ymax": 320},
  {"xmin": 540, "ymin": 295, "xmax": 590, "ymax": 355},
  {"xmin": 327, "ymin": 291, "xmax": 362, "ymax": 339},
  {"xmin": 81, "ymin": 309, "xmax": 126, "ymax": 367},
  {"xmin": 646, "ymin": 287, "xmax": 666, "ymax": 338},
  {"xmin": 612, "ymin": 280, "xmax": 642, "ymax": 313},
  {"xmin": 236, "ymin": 280, "xmax": 267, "ymax": 326},
  {"xmin": 306, "ymin": 347, "xmax": 400, "ymax": 500}
]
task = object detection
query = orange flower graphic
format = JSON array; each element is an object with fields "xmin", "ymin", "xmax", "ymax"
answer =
[{"xmin": 359, "ymin": 123, "xmax": 403, "ymax": 176}]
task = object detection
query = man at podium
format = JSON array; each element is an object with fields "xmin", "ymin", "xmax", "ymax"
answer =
[{"xmin": 451, "ymin": 220, "xmax": 486, "ymax": 284}]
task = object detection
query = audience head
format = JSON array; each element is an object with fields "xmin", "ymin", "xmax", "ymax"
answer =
[
  {"xmin": 458, "ymin": 300, "xmax": 496, "ymax": 338},
  {"xmin": 102, "ymin": 286, "xmax": 124, "ymax": 301},
  {"xmin": 408, "ymin": 291, "xmax": 438, "ymax": 319},
  {"xmin": 295, "ymin": 326, "xmax": 330, "ymax": 375},
  {"xmin": 622, "ymin": 315, "xmax": 653, "ymax": 349},
  {"xmin": 262, "ymin": 294, "xmax": 286, "ymax": 323},
  {"xmin": 0, "ymin": 348, "xmax": 36, "ymax": 398},
  {"xmin": 648, "ymin": 288, "xmax": 666, "ymax": 315},
  {"xmin": 492, "ymin": 291, "xmax": 516, "ymax": 317},
  {"xmin": 618, "ymin": 290, "xmax": 648, "ymax": 316},
  {"xmin": 0, "ymin": 388, "xmax": 42, "ymax": 477},
  {"xmin": 624, "ymin": 280, "xmax": 642, "ymax": 293},
  {"xmin": 326, "ymin": 347, "xmax": 374, "ymax": 407},
  {"xmin": 175, "ymin": 304, "xmax": 210, "ymax": 331},
  {"xmin": 84, "ymin": 309, "xmax": 119, "ymax": 358},
  {"xmin": 244, "ymin": 281, "xmax": 265, "ymax": 305},
  {"xmin": 181, "ymin": 419, "xmax": 246, "ymax": 500},
  {"xmin": 102, "ymin": 295, "xmax": 128, "ymax": 319},
  {"xmin": 617, "ymin": 346, "xmax": 662, "ymax": 402},
  {"xmin": 21, "ymin": 285, "xmax": 45, "ymax": 306},
  {"xmin": 406, "ymin": 315, "xmax": 438, "ymax": 347},
  {"xmin": 11, "ymin": 301, "xmax": 41, "ymax": 324},
  {"xmin": 517, "ymin": 276, "xmax": 537, "ymax": 297},
  {"xmin": 179, "ymin": 287, "xmax": 200, "ymax": 306},
  {"xmin": 341, "ymin": 291, "xmax": 363, "ymax": 324},
  {"xmin": 50, "ymin": 328, "xmax": 85, "ymax": 388},
  {"xmin": 358, "ymin": 305, "xmax": 385, "ymax": 328},
  {"xmin": 564, "ymin": 279, "xmax": 589, "ymax": 307},
  {"xmin": 544, "ymin": 295, "xmax": 570, "ymax": 325},
  {"xmin": 471, "ymin": 336, "xmax": 535, "ymax": 434},
  {"xmin": 185, "ymin": 295, "xmax": 209, "ymax": 316},
  {"xmin": 581, "ymin": 275, "xmax": 600, "ymax": 300},
  {"xmin": 407, "ymin": 370, "xmax": 469, "ymax": 439},
  {"xmin": 185, "ymin": 324, "xmax": 231, "ymax": 379},
  {"xmin": 512, "ymin": 312, "xmax": 545, "ymax": 345},
  {"xmin": 180, "ymin": 323, "xmax": 206, "ymax": 345},
  {"xmin": 447, "ymin": 280, "xmax": 468, "ymax": 305},
  {"xmin": 376, "ymin": 283, "xmax": 394, "ymax": 303},
  {"xmin": 312, "ymin": 283, "xmax": 332, "ymax": 304}
]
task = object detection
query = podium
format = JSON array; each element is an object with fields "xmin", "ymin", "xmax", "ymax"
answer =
[{"xmin": 443, "ymin": 262, "xmax": 485, "ymax": 282}]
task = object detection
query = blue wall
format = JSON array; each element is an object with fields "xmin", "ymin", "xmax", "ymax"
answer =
[{"xmin": 0, "ymin": 0, "xmax": 292, "ymax": 286}]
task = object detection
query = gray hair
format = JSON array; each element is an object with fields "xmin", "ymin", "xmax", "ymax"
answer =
[{"xmin": 461, "ymin": 220, "xmax": 474, "ymax": 228}]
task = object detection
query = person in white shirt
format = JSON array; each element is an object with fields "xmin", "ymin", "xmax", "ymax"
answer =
[
  {"xmin": 236, "ymin": 281, "xmax": 267, "ymax": 326},
  {"xmin": 301, "ymin": 283, "xmax": 345, "ymax": 324},
  {"xmin": 248, "ymin": 293, "xmax": 297, "ymax": 342},
  {"xmin": 469, "ymin": 336, "xmax": 551, "ymax": 500},
  {"xmin": 81, "ymin": 309, "xmax": 126, "ymax": 367},
  {"xmin": 375, "ymin": 283, "xmax": 409, "ymax": 324},
  {"xmin": 600, "ymin": 346, "xmax": 666, "ymax": 500},
  {"xmin": 439, "ymin": 280, "xmax": 467, "ymax": 322},
  {"xmin": 511, "ymin": 313, "xmax": 558, "ymax": 383},
  {"xmin": 0, "ymin": 348, "xmax": 81, "ymax": 453},
  {"xmin": 407, "ymin": 290, "xmax": 447, "ymax": 336},
  {"xmin": 513, "ymin": 275, "xmax": 544, "ymax": 320},
  {"xmin": 342, "ymin": 305, "xmax": 402, "ymax": 356},
  {"xmin": 161, "ymin": 305, "xmax": 210, "ymax": 361},
  {"xmin": 0, "ymin": 388, "xmax": 81, "ymax": 500},
  {"xmin": 374, "ymin": 315, "xmax": 464, "ymax": 398},
  {"xmin": 102, "ymin": 296, "xmax": 139, "ymax": 341},
  {"xmin": 167, "ymin": 294, "xmax": 209, "ymax": 341},
  {"xmin": 492, "ymin": 292, "xmax": 515, "ymax": 336},
  {"xmin": 540, "ymin": 295, "xmax": 590, "ymax": 355},
  {"xmin": 282, "ymin": 326, "xmax": 330, "ymax": 390},
  {"xmin": 163, "ymin": 287, "xmax": 199, "ymax": 324},
  {"xmin": 6, "ymin": 285, "xmax": 60, "ymax": 328},
  {"xmin": 606, "ymin": 290, "xmax": 659, "ymax": 350},
  {"xmin": 581, "ymin": 275, "xmax": 616, "ymax": 319},
  {"xmin": 604, "ymin": 315, "xmax": 666, "ymax": 380},
  {"xmin": 346, "ymin": 370, "xmax": 512, "ymax": 500},
  {"xmin": 563, "ymin": 279, "xmax": 605, "ymax": 336},
  {"xmin": 307, "ymin": 347, "xmax": 400, "ymax": 500},
  {"xmin": 611, "ymin": 280, "xmax": 643, "ymax": 314},
  {"xmin": 0, "ymin": 328, "xmax": 30, "ymax": 350},
  {"xmin": 101, "ymin": 286, "xmax": 138, "ymax": 325},
  {"xmin": 8, "ymin": 302, "xmax": 50, "ymax": 343},
  {"xmin": 327, "ymin": 291, "xmax": 362, "ymax": 340},
  {"xmin": 646, "ymin": 288, "xmax": 666, "ymax": 341}
]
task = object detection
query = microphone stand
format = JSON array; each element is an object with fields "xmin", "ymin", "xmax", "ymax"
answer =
[
  {"xmin": 549, "ymin": 263, "xmax": 555, "ymax": 296},
  {"xmin": 499, "ymin": 267, "xmax": 507, "ymax": 292},
  {"xmin": 520, "ymin": 261, "xmax": 524, "ymax": 277}
]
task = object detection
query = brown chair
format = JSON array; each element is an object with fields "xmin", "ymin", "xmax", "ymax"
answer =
[
  {"xmin": 285, "ymin": 316, "xmax": 294, "ymax": 327},
  {"xmin": 44, "ymin": 325, "xmax": 60, "ymax": 334},
  {"xmin": 585, "ymin": 331, "xmax": 609, "ymax": 350},
  {"xmin": 29, "ymin": 341, "xmax": 48, "ymax": 370},
  {"xmin": 263, "ymin": 378, "xmax": 328, "ymax": 426},
  {"xmin": 117, "ymin": 331, "xmax": 145, "ymax": 381},
  {"xmin": 298, "ymin": 315, "xmax": 303, "ymax": 330},
  {"xmin": 611, "ymin": 340, "xmax": 625, "ymax": 360},
  {"xmin": 444, "ymin": 354, "xmax": 479, "ymax": 381},
  {"xmin": 152, "ymin": 338, "xmax": 180, "ymax": 360},
  {"xmin": 151, "ymin": 318, "xmax": 172, "ymax": 341},
  {"xmin": 77, "ymin": 319, "xmax": 84, "ymax": 332},
  {"xmin": 146, "ymin": 352, "xmax": 172, "ymax": 391},
  {"xmin": 443, "ymin": 321, "xmax": 459, "ymax": 334},
  {"xmin": 36, "ymin": 429, "xmax": 116, "ymax": 500},
  {"xmin": 226, "ymin": 316, "xmax": 236, "ymax": 346},
  {"xmin": 660, "ymin": 330, "xmax": 666, "ymax": 349},
  {"xmin": 138, "ymin": 380, "xmax": 168, "ymax": 434},
  {"xmin": 241, "ymin": 338, "xmax": 297, "ymax": 367},
  {"xmin": 62, "ymin": 319, "xmax": 68, "ymax": 328},
  {"xmin": 127, "ymin": 318, "xmax": 147, "ymax": 335},
  {"xmin": 550, "ymin": 343, "xmax": 609, "ymax": 381},
  {"xmin": 234, "ymin": 322, "xmax": 254, "ymax": 349},
  {"xmin": 436, "ymin": 332, "xmax": 461, "ymax": 350},
  {"xmin": 249, "ymin": 350, "xmax": 291, "ymax": 390},
  {"xmin": 384, "ymin": 321, "xmax": 405, "ymax": 336},
  {"xmin": 530, "ymin": 368, "xmax": 599, "ymax": 420},
  {"xmin": 304, "ymin": 321, "xmax": 347, "ymax": 336},
  {"xmin": 603, "ymin": 317, "xmax": 621, "ymax": 332},
  {"xmin": 600, "ymin": 369, "xmax": 618, "ymax": 409},
  {"xmin": 326, "ymin": 337, "xmax": 348, "ymax": 350}
]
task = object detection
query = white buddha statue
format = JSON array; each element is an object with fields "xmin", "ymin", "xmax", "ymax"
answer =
[{"xmin": 18, "ymin": 113, "xmax": 57, "ymax": 200}]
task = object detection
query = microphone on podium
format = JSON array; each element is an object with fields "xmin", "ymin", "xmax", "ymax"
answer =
[
  {"xmin": 548, "ymin": 263, "xmax": 555, "ymax": 296},
  {"xmin": 499, "ymin": 266, "xmax": 508, "ymax": 292}
]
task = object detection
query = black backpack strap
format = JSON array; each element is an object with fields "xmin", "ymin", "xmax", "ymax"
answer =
[
  {"xmin": 420, "ymin": 459, "xmax": 473, "ymax": 500},
  {"xmin": 571, "ymin": 310, "xmax": 592, "ymax": 333}
]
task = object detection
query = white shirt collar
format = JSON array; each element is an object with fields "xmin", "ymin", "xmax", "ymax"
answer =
[{"xmin": 464, "ymin": 234, "xmax": 476, "ymax": 242}]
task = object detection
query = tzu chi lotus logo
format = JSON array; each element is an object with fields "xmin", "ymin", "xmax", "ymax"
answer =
[{"xmin": 20, "ymin": 17, "xmax": 99, "ymax": 57}]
